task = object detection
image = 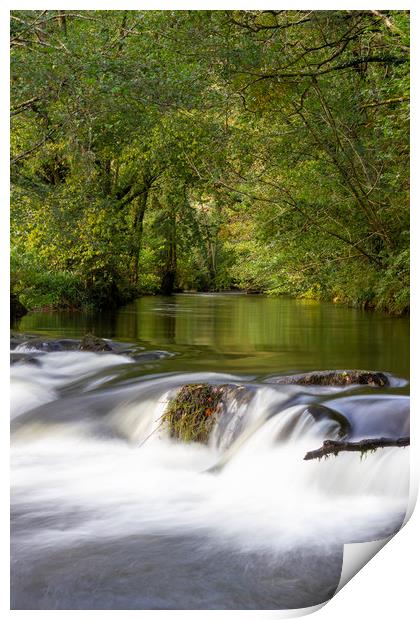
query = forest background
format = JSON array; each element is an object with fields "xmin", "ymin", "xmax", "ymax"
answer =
[{"xmin": 10, "ymin": 9, "xmax": 409, "ymax": 314}]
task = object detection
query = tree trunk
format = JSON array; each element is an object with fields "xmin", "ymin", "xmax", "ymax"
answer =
[
  {"xmin": 58, "ymin": 11, "xmax": 67, "ymax": 38},
  {"xmin": 161, "ymin": 207, "xmax": 177, "ymax": 295},
  {"xmin": 161, "ymin": 236, "xmax": 177, "ymax": 295},
  {"xmin": 130, "ymin": 189, "xmax": 148, "ymax": 285}
]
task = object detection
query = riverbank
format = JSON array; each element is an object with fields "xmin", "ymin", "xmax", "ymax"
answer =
[{"xmin": 11, "ymin": 282, "xmax": 410, "ymax": 328}]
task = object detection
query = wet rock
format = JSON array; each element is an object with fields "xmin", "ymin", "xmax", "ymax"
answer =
[
  {"xmin": 304, "ymin": 404, "xmax": 351, "ymax": 438},
  {"xmin": 79, "ymin": 333, "xmax": 113, "ymax": 352},
  {"xmin": 272, "ymin": 370, "xmax": 389, "ymax": 387},
  {"xmin": 54, "ymin": 339, "xmax": 81, "ymax": 350},
  {"xmin": 11, "ymin": 333, "xmax": 131, "ymax": 355},
  {"xmin": 10, "ymin": 353, "xmax": 42, "ymax": 367},
  {"xmin": 13, "ymin": 338, "xmax": 65, "ymax": 352},
  {"xmin": 11, "ymin": 334, "xmax": 82, "ymax": 352},
  {"xmin": 130, "ymin": 350, "xmax": 174, "ymax": 363},
  {"xmin": 10, "ymin": 333, "xmax": 34, "ymax": 350},
  {"xmin": 163, "ymin": 384, "xmax": 225, "ymax": 443},
  {"xmin": 162, "ymin": 383, "xmax": 254, "ymax": 445}
]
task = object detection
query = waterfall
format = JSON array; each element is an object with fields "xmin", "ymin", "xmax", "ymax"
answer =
[{"xmin": 10, "ymin": 345, "xmax": 410, "ymax": 609}]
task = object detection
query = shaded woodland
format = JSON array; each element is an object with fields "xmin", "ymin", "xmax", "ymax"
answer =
[{"xmin": 10, "ymin": 10, "xmax": 409, "ymax": 313}]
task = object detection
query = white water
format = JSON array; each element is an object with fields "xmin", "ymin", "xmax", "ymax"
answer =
[{"xmin": 11, "ymin": 349, "xmax": 410, "ymax": 609}]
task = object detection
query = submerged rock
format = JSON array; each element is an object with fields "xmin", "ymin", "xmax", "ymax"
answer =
[
  {"xmin": 304, "ymin": 404, "xmax": 351, "ymax": 438},
  {"xmin": 130, "ymin": 350, "xmax": 174, "ymax": 363},
  {"xmin": 79, "ymin": 333, "xmax": 112, "ymax": 352},
  {"xmin": 272, "ymin": 370, "xmax": 389, "ymax": 387}
]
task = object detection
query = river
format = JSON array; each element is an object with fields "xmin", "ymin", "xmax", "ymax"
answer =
[{"xmin": 10, "ymin": 293, "xmax": 410, "ymax": 609}]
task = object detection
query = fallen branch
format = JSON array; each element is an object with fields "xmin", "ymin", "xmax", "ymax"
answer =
[{"xmin": 304, "ymin": 436, "xmax": 410, "ymax": 460}]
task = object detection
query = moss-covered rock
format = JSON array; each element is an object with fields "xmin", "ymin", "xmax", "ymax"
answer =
[
  {"xmin": 79, "ymin": 333, "xmax": 112, "ymax": 352},
  {"xmin": 273, "ymin": 370, "xmax": 389, "ymax": 387},
  {"xmin": 163, "ymin": 383, "xmax": 225, "ymax": 442}
]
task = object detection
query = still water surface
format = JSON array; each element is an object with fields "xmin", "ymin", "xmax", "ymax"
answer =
[{"xmin": 17, "ymin": 293, "xmax": 410, "ymax": 380}]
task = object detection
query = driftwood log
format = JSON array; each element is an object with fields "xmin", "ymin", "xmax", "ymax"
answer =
[{"xmin": 304, "ymin": 436, "xmax": 410, "ymax": 460}]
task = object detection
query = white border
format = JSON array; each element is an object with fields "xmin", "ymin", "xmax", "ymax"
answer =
[{"xmin": 2, "ymin": 3, "xmax": 418, "ymax": 619}]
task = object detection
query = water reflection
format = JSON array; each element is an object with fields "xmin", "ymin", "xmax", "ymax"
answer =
[{"xmin": 16, "ymin": 293, "xmax": 409, "ymax": 379}]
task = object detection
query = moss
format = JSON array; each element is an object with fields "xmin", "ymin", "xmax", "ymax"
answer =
[
  {"xmin": 163, "ymin": 383, "xmax": 225, "ymax": 442},
  {"xmin": 79, "ymin": 333, "xmax": 112, "ymax": 352},
  {"xmin": 275, "ymin": 370, "xmax": 389, "ymax": 387}
]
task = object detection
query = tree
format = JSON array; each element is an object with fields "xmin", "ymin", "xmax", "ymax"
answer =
[{"xmin": 10, "ymin": 10, "xmax": 409, "ymax": 313}]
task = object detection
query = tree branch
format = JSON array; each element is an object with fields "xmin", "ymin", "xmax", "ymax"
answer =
[
  {"xmin": 304, "ymin": 437, "xmax": 410, "ymax": 461},
  {"xmin": 361, "ymin": 96, "xmax": 409, "ymax": 109},
  {"xmin": 11, "ymin": 129, "xmax": 55, "ymax": 165}
]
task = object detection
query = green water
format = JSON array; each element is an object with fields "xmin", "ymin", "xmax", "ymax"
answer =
[{"xmin": 16, "ymin": 293, "xmax": 409, "ymax": 380}]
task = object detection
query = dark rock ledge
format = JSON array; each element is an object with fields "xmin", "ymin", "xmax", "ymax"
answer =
[{"xmin": 271, "ymin": 370, "xmax": 389, "ymax": 387}]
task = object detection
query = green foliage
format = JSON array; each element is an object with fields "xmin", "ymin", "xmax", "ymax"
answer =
[
  {"xmin": 375, "ymin": 249, "xmax": 410, "ymax": 314},
  {"xmin": 11, "ymin": 248, "xmax": 86, "ymax": 309},
  {"xmin": 10, "ymin": 10, "xmax": 409, "ymax": 314}
]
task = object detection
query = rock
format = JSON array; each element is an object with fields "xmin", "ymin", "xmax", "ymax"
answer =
[
  {"xmin": 272, "ymin": 370, "xmax": 389, "ymax": 387},
  {"xmin": 54, "ymin": 339, "xmax": 81, "ymax": 350},
  {"xmin": 10, "ymin": 293, "xmax": 27, "ymax": 323},
  {"xmin": 10, "ymin": 352, "xmax": 42, "ymax": 366},
  {"xmin": 79, "ymin": 333, "xmax": 112, "ymax": 352},
  {"xmin": 22, "ymin": 338, "xmax": 66, "ymax": 352},
  {"xmin": 11, "ymin": 334, "xmax": 81, "ymax": 352},
  {"xmin": 304, "ymin": 404, "xmax": 351, "ymax": 438},
  {"xmin": 13, "ymin": 337, "xmax": 73, "ymax": 352},
  {"xmin": 130, "ymin": 350, "xmax": 174, "ymax": 363},
  {"xmin": 10, "ymin": 333, "xmax": 35, "ymax": 349},
  {"xmin": 163, "ymin": 384, "xmax": 225, "ymax": 443},
  {"xmin": 161, "ymin": 383, "xmax": 254, "ymax": 445},
  {"xmin": 11, "ymin": 333, "xmax": 119, "ymax": 353}
]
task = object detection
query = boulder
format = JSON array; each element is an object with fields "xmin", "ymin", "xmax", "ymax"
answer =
[
  {"xmin": 163, "ymin": 384, "xmax": 225, "ymax": 443},
  {"xmin": 272, "ymin": 370, "xmax": 389, "ymax": 387},
  {"xmin": 162, "ymin": 383, "xmax": 254, "ymax": 444},
  {"xmin": 79, "ymin": 333, "xmax": 113, "ymax": 352}
]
